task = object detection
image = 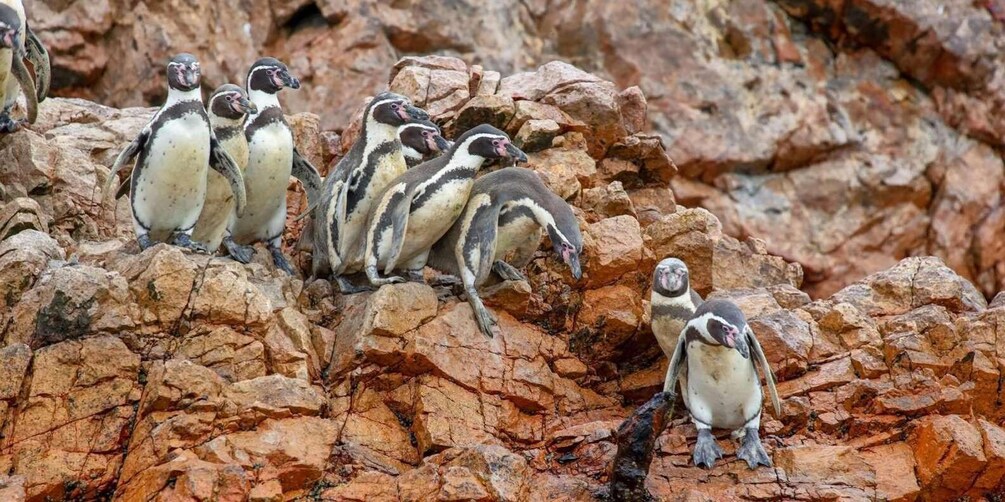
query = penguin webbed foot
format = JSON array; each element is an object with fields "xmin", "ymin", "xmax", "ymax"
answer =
[
  {"xmin": 467, "ymin": 290, "xmax": 498, "ymax": 338},
  {"xmin": 171, "ymin": 233, "xmax": 209, "ymax": 254},
  {"xmin": 223, "ymin": 237, "xmax": 255, "ymax": 264},
  {"xmin": 405, "ymin": 269, "xmax": 426, "ymax": 283},
  {"xmin": 137, "ymin": 234, "xmax": 154, "ymax": 251},
  {"xmin": 692, "ymin": 429, "xmax": 724, "ymax": 469},
  {"xmin": 735, "ymin": 428, "xmax": 772, "ymax": 469},
  {"xmin": 365, "ymin": 265, "xmax": 405, "ymax": 287},
  {"xmin": 335, "ymin": 275, "xmax": 372, "ymax": 295},
  {"xmin": 0, "ymin": 113, "xmax": 24, "ymax": 133},
  {"xmin": 492, "ymin": 261, "xmax": 526, "ymax": 282},
  {"xmin": 270, "ymin": 247, "xmax": 296, "ymax": 275}
]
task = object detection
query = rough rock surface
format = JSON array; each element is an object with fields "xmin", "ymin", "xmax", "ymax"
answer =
[{"xmin": 1, "ymin": 39, "xmax": 1003, "ymax": 502}]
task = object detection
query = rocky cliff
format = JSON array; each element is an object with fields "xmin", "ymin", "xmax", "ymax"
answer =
[
  {"xmin": 0, "ymin": 52, "xmax": 1004, "ymax": 501},
  {"xmin": 28, "ymin": 0, "xmax": 1005, "ymax": 300}
]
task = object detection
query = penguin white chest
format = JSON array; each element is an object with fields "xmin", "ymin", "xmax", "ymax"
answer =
[
  {"xmin": 132, "ymin": 112, "xmax": 211, "ymax": 236},
  {"xmin": 400, "ymin": 178, "xmax": 473, "ymax": 259},
  {"xmin": 494, "ymin": 214, "xmax": 541, "ymax": 262},
  {"xmin": 686, "ymin": 342, "xmax": 761, "ymax": 430},
  {"xmin": 0, "ymin": 47, "xmax": 14, "ymax": 109},
  {"xmin": 234, "ymin": 124, "xmax": 293, "ymax": 241}
]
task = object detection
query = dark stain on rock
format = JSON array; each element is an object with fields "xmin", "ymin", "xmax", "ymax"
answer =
[{"xmin": 34, "ymin": 290, "xmax": 94, "ymax": 347}]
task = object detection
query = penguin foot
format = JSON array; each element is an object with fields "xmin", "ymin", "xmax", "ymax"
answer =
[
  {"xmin": 692, "ymin": 429, "xmax": 724, "ymax": 469},
  {"xmin": 405, "ymin": 269, "xmax": 426, "ymax": 283},
  {"xmin": 430, "ymin": 274, "xmax": 461, "ymax": 287},
  {"xmin": 736, "ymin": 428, "xmax": 772, "ymax": 469},
  {"xmin": 171, "ymin": 233, "xmax": 209, "ymax": 253},
  {"xmin": 0, "ymin": 115, "xmax": 24, "ymax": 133},
  {"xmin": 492, "ymin": 261, "xmax": 526, "ymax": 282},
  {"xmin": 365, "ymin": 265, "xmax": 405, "ymax": 287},
  {"xmin": 335, "ymin": 276, "xmax": 372, "ymax": 295},
  {"xmin": 471, "ymin": 301, "xmax": 498, "ymax": 338},
  {"xmin": 137, "ymin": 234, "xmax": 154, "ymax": 251},
  {"xmin": 223, "ymin": 237, "xmax": 255, "ymax": 264},
  {"xmin": 270, "ymin": 248, "xmax": 296, "ymax": 275}
]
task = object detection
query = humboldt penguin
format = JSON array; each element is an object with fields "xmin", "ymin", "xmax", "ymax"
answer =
[
  {"xmin": 399, "ymin": 120, "xmax": 450, "ymax": 167},
  {"xmin": 651, "ymin": 258, "xmax": 703, "ymax": 407},
  {"xmin": 191, "ymin": 84, "xmax": 256, "ymax": 251},
  {"xmin": 224, "ymin": 57, "xmax": 322, "ymax": 274},
  {"xmin": 0, "ymin": 0, "xmax": 50, "ymax": 131},
  {"xmin": 102, "ymin": 53, "xmax": 247, "ymax": 251},
  {"xmin": 364, "ymin": 124, "xmax": 527, "ymax": 287},
  {"xmin": 663, "ymin": 299, "xmax": 781, "ymax": 469},
  {"xmin": 311, "ymin": 91, "xmax": 429, "ymax": 293},
  {"xmin": 427, "ymin": 167, "xmax": 583, "ymax": 337}
]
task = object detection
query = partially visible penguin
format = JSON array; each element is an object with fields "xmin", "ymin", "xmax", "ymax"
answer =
[
  {"xmin": 311, "ymin": 92, "xmax": 429, "ymax": 293},
  {"xmin": 191, "ymin": 84, "xmax": 256, "ymax": 252},
  {"xmin": 0, "ymin": 0, "xmax": 50, "ymax": 132},
  {"xmin": 363, "ymin": 124, "xmax": 527, "ymax": 287},
  {"xmin": 399, "ymin": 120, "xmax": 450, "ymax": 167},
  {"xmin": 225, "ymin": 57, "xmax": 322, "ymax": 274},
  {"xmin": 663, "ymin": 299, "xmax": 781, "ymax": 469},
  {"xmin": 427, "ymin": 167, "xmax": 583, "ymax": 337},
  {"xmin": 651, "ymin": 258, "xmax": 703, "ymax": 407},
  {"xmin": 102, "ymin": 53, "xmax": 246, "ymax": 251}
]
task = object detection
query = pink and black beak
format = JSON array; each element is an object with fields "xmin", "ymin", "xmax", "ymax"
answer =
[
  {"xmin": 563, "ymin": 245, "xmax": 582, "ymax": 280},
  {"xmin": 495, "ymin": 139, "xmax": 528, "ymax": 163},
  {"xmin": 397, "ymin": 102, "xmax": 429, "ymax": 123},
  {"xmin": 658, "ymin": 266, "xmax": 686, "ymax": 292},
  {"xmin": 722, "ymin": 325, "xmax": 750, "ymax": 359},
  {"xmin": 0, "ymin": 27, "xmax": 17, "ymax": 52},
  {"xmin": 234, "ymin": 94, "xmax": 257, "ymax": 114},
  {"xmin": 276, "ymin": 68, "xmax": 300, "ymax": 90},
  {"xmin": 427, "ymin": 131, "xmax": 451, "ymax": 152}
]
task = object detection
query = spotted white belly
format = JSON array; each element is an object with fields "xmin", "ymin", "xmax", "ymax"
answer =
[
  {"xmin": 231, "ymin": 124, "xmax": 292, "ymax": 243},
  {"xmin": 131, "ymin": 112, "xmax": 211, "ymax": 241},
  {"xmin": 192, "ymin": 135, "xmax": 249, "ymax": 249},
  {"xmin": 342, "ymin": 153, "xmax": 407, "ymax": 271},
  {"xmin": 686, "ymin": 342, "xmax": 762, "ymax": 430}
]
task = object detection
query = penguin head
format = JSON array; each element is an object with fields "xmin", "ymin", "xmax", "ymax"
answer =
[
  {"xmin": 653, "ymin": 257, "xmax": 690, "ymax": 297},
  {"xmin": 0, "ymin": 5, "xmax": 21, "ymax": 53},
  {"xmin": 368, "ymin": 92, "xmax": 430, "ymax": 127},
  {"xmin": 209, "ymin": 84, "xmax": 256, "ymax": 120},
  {"xmin": 545, "ymin": 212, "xmax": 583, "ymax": 281},
  {"xmin": 248, "ymin": 57, "xmax": 300, "ymax": 94},
  {"xmin": 167, "ymin": 54, "xmax": 201, "ymax": 92},
  {"xmin": 398, "ymin": 121, "xmax": 450, "ymax": 160},
  {"xmin": 702, "ymin": 300, "xmax": 751, "ymax": 359},
  {"xmin": 453, "ymin": 124, "xmax": 529, "ymax": 164}
]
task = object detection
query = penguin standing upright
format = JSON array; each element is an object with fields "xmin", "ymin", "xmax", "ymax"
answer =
[
  {"xmin": 311, "ymin": 92, "xmax": 429, "ymax": 292},
  {"xmin": 651, "ymin": 258, "xmax": 703, "ymax": 406},
  {"xmin": 102, "ymin": 53, "xmax": 246, "ymax": 251},
  {"xmin": 0, "ymin": 0, "xmax": 50, "ymax": 132},
  {"xmin": 398, "ymin": 121, "xmax": 450, "ymax": 167},
  {"xmin": 191, "ymin": 84, "xmax": 256, "ymax": 252},
  {"xmin": 225, "ymin": 57, "xmax": 322, "ymax": 274},
  {"xmin": 363, "ymin": 124, "xmax": 528, "ymax": 287},
  {"xmin": 663, "ymin": 299, "xmax": 781, "ymax": 469},
  {"xmin": 427, "ymin": 167, "xmax": 583, "ymax": 337}
]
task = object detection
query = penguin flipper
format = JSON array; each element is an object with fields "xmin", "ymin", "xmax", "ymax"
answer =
[
  {"xmin": 662, "ymin": 333, "xmax": 687, "ymax": 396},
  {"xmin": 746, "ymin": 326, "xmax": 781, "ymax": 417},
  {"xmin": 103, "ymin": 131, "xmax": 147, "ymax": 204},
  {"xmin": 115, "ymin": 176, "xmax": 131, "ymax": 200},
  {"xmin": 456, "ymin": 196, "xmax": 499, "ymax": 288},
  {"xmin": 380, "ymin": 186, "xmax": 413, "ymax": 275},
  {"xmin": 24, "ymin": 25, "xmax": 50, "ymax": 102},
  {"xmin": 690, "ymin": 288, "xmax": 704, "ymax": 306},
  {"xmin": 10, "ymin": 55, "xmax": 38, "ymax": 124},
  {"xmin": 210, "ymin": 138, "xmax": 247, "ymax": 217},
  {"xmin": 292, "ymin": 148, "xmax": 323, "ymax": 215}
]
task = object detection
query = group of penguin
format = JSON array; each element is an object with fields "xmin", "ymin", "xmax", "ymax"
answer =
[{"xmin": 0, "ymin": 0, "xmax": 783, "ymax": 470}]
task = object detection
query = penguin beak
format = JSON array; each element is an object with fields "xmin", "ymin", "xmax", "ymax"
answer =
[
  {"xmin": 237, "ymin": 95, "xmax": 257, "ymax": 114},
  {"xmin": 500, "ymin": 142, "xmax": 528, "ymax": 163},
  {"xmin": 658, "ymin": 268, "xmax": 671, "ymax": 291},
  {"xmin": 279, "ymin": 70, "xmax": 301, "ymax": 90},
  {"xmin": 0, "ymin": 27, "xmax": 18, "ymax": 50},
  {"xmin": 183, "ymin": 67, "xmax": 200, "ymax": 89},
  {"xmin": 400, "ymin": 103, "xmax": 430, "ymax": 122},
  {"xmin": 431, "ymin": 134, "xmax": 451, "ymax": 152},
  {"xmin": 560, "ymin": 245, "xmax": 582, "ymax": 281},
  {"xmin": 723, "ymin": 326, "xmax": 750, "ymax": 359}
]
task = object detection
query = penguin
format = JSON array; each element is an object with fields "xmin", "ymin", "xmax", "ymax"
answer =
[
  {"xmin": 363, "ymin": 124, "xmax": 528, "ymax": 287},
  {"xmin": 191, "ymin": 84, "xmax": 257, "ymax": 251},
  {"xmin": 0, "ymin": 0, "xmax": 50, "ymax": 132},
  {"xmin": 224, "ymin": 57, "xmax": 322, "ymax": 274},
  {"xmin": 427, "ymin": 167, "xmax": 583, "ymax": 337},
  {"xmin": 651, "ymin": 258, "xmax": 703, "ymax": 407},
  {"xmin": 662, "ymin": 299, "xmax": 781, "ymax": 469},
  {"xmin": 311, "ymin": 91, "xmax": 430, "ymax": 293},
  {"xmin": 399, "ymin": 120, "xmax": 450, "ymax": 168},
  {"xmin": 102, "ymin": 53, "xmax": 246, "ymax": 251}
]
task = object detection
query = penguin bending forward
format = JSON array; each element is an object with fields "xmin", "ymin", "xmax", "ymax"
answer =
[
  {"xmin": 224, "ymin": 57, "xmax": 322, "ymax": 274},
  {"xmin": 427, "ymin": 167, "xmax": 583, "ymax": 337},
  {"xmin": 663, "ymin": 299, "xmax": 781, "ymax": 469},
  {"xmin": 399, "ymin": 121, "xmax": 450, "ymax": 167},
  {"xmin": 0, "ymin": 0, "xmax": 50, "ymax": 131},
  {"xmin": 191, "ymin": 85, "xmax": 256, "ymax": 251},
  {"xmin": 311, "ymin": 92, "xmax": 429, "ymax": 293},
  {"xmin": 102, "ymin": 54, "xmax": 246, "ymax": 251},
  {"xmin": 363, "ymin": 124, "xmax": 528, "ymax": 287},
  {"xmin": 651, "ymin": 258, "xmax": 703, "ymax": 406}
]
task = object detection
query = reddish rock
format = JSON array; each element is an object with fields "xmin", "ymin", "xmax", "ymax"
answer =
[
  {"xmin": 911, "ymin": 414, "xmax": 987, "ymax": 499},
  {"xmin": 583, "ymin": 215, "xmax": 644, "ymax": 287}
]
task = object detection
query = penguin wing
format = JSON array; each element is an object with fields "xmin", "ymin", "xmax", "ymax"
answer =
[
  {"xmin": 24, "ymin": 25, "xmax": 50, "ymax": 102},
  {"xmin": 10, "ymin": 55, "xmax": 38, "ymax": 124},
  {"xmin": 377, "ymin": 183, "xmax": 414, "ymax": 275},
  {"xmin": 690, "ymin": 288, "xmax": 704, "ymax": 306},
  {"xmin": 456, "ymin": 195, "xmax": 500, "ymax": 288},
  {"xmin": 292, "ymin": 148, "xmax": 323, "ymax": 217},
  {"xmin": 746, "ymin": 325, "xmax": 781, "ymax": 417},
  {"xmin": 209, "ymin": 138, "xmax": 248, "ymax": 217},
  {"xmin": 102, "ymin": 130, "xmax": 148, "ymax": 204},
  {"xmin": 662, "ymin": 328, "xmax": 688, "ymax": 397}
]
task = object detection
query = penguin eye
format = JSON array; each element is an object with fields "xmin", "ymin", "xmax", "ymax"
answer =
[{"xmin": 391, "ymin": 102, "xmax": 401, "ymax": 110}]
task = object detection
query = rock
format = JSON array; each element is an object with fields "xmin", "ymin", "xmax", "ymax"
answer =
[
  {"xmin": 911, "ymin": 414, "xmax": 987, "ymax": 499},
  {"xmin": 515, "ymin": 119, "xmax": 562, "ymax": 152},
  {"xmin": 579, "ymin": 182, "xmax": 636, "ymax": 221},
  {"xmin": 861, "ymin": 443, "xmax": 920, "ymax": 502},
  {"xmin": 582, "ymin": 215, "xmax": 644, "ymax": 286},
  {"xmin": 775, "ymin": 445, "xmax": 876, "ymax": 499},
  {"xmin": 526, "ymin": 147, "xmax": 597, "ymax": 199},
  {"xmin": 449, "ymin": 95, "xmax": 516, "ymax": 137}
]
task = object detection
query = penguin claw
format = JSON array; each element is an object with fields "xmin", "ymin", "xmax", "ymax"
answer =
[
  {"xmin": 492, "ymin": 261, "xmax": 525, "ymax": 282},
  {"xmin": 473, "ymin": 306, "xmax": 498, "ymax": 338},
  {"xmin": 372, "ymin": 275, "xmax": 405, "ymax": 287},
  {"xmin": 270, "ymin": 248, "xmax": 296, "ymax": 275},
  {"xmin": 0, "ymin": 114, "xmax": 22, "ymax": 133},
  {"xmin": 736, "ymin": 429, "xmax": 772, "ymax": 469},
  {"xmin": 137, "ymin": 234, "xmax": 154, "ymax": 251},
  {"xmin": 692, "ymin": 430, "xmax": 724, "ymax": 469},
  {"xmin": 224, "ymin": 238, "xmax": 255, "ymax": 264}
]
